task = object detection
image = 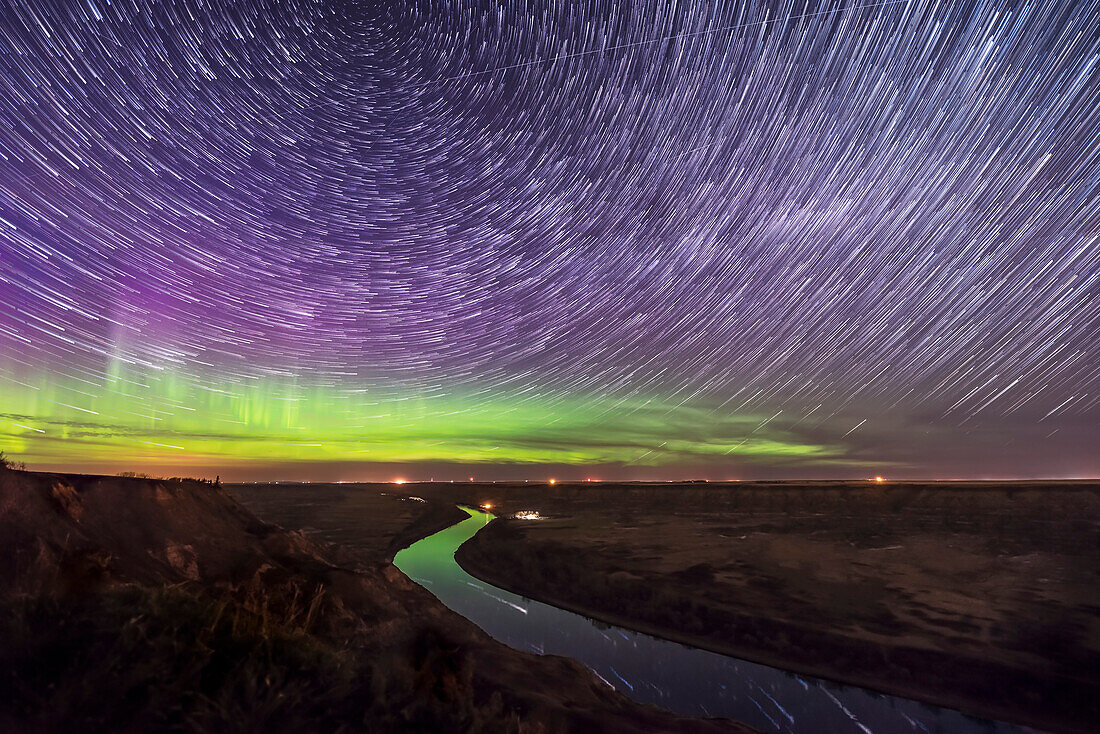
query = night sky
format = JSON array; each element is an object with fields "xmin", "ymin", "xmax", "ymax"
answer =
[{"xmin": 0, "ymin": 0, "xmax": 1097, "ymax": 481}]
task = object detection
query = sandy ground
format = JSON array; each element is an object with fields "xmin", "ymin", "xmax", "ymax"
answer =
[{"xmin": 447, "ymin": 481, "xmax": 1100, "ymax": 734}]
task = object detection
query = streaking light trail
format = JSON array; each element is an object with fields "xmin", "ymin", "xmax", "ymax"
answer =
[{"xmin": 0, "ymin": 0, "xmax": 1097, "ymax": 479}]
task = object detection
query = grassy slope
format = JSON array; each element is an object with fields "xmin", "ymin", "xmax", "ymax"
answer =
[{"xmin": 0, "ymin": 469, "xmax": 752, "ymax": 734}]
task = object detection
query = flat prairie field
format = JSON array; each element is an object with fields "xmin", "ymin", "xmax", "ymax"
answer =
[{"xmin": 449, "ymin": 481, "xmax": 1100, "ymax": 734}]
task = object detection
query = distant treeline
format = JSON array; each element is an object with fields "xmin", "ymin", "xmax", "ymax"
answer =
[
  {"xmin": 0, "ymin": 458, "xmax": 221, "ymax": 486},
  {"xmin": 117, "ymin": 471, "xmax": 221, "ymax": 487}
]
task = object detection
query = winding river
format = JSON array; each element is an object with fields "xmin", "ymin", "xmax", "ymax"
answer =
[{"xmin": 395, "ymin": 507, "xmax": 1034, "ymax": 734}]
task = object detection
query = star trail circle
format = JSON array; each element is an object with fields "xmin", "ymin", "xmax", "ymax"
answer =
[{"xmin": 0, "ymin": 0, "xmax": 1097, "ymax": 478}]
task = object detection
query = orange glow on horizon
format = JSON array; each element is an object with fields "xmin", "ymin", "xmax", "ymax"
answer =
[
  {"xmin": 548, "ymin": 478, "xmax": 556, "ymax": 485},
  {"xmin": 875, "ymin": 476, "xmax": 885, "ymax": 483}
]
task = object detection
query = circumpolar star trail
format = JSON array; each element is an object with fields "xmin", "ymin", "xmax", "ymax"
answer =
[{"xmin": 0, "ymin": 0, "xmax": 1097, "ymax": 480}]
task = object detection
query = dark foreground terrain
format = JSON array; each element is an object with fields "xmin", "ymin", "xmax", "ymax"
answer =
[
  {"xmin": 442, "ymin": 481, "xmax": 1100, "ymax": 734},
  {"xmin": 0, "ymin": 469, "xmax": 751, "ymax": 733}
]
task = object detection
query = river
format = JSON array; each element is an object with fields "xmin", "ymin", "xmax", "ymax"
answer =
[{"xmin": 394, "ymin": 506, "xmax": 1035, "ymax": 734}]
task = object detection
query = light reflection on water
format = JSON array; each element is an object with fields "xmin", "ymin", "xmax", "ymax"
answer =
[{"xmin": 395, "ymin": 507, "xmax": 1035, "ymax": 734}]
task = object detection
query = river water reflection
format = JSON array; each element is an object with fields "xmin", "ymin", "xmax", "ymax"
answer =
[{"xmin": 395, "ymin": 507, "xmax": 1034, "ymax": 734}]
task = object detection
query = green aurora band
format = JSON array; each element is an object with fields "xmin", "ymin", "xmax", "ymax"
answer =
[{"xmin": 0, "ymin": 363, "xmax": 840, "ymax": 476}]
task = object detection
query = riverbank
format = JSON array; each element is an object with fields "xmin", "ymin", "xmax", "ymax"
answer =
[
  {"xmin": 451, "ymin": 481, "xmax": 1100, "ymax": 734},
  {"xmin": 0, "ymin": 469, "xmax": 753, "ymax": 733},
  {"xmin": 229, "ymin": 482, "xmax": 470, "ymax": 564}
]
